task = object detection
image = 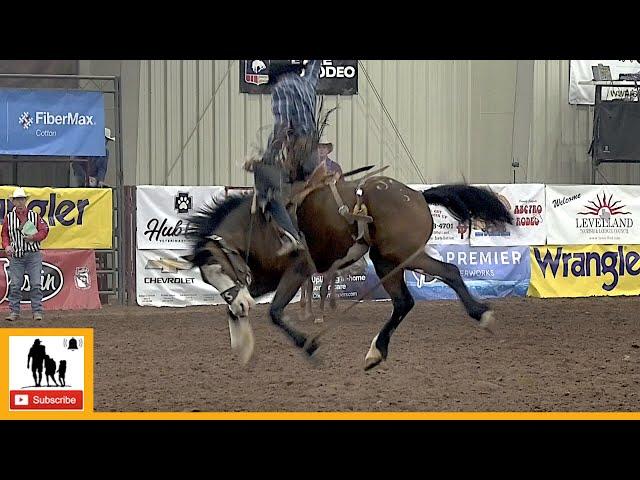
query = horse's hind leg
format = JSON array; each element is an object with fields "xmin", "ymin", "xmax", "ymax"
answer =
[
  {"xmin": 269, "ymin": 259, "xmax": 320, "ymax": 357},
  {"xmin": 365, "ymin": 250, "xmax": 415, "ymax": 370},
  {"xmin": 300, "ymin": 277, "xmax": 315, "ymax": 322},
  {"xmin": 406, "ymin": 252, "xmax": 495, "ymax": 332}
]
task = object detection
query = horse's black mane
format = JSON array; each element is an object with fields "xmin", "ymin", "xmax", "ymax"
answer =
[{"xmin": 187, "ymin": 194, "xmax": 252, "ymax": 242}]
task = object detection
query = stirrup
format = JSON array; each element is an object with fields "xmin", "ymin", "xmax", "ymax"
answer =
[{"xmin": 276, "ymin": 231, "xmax": 305, "ymax": 256}]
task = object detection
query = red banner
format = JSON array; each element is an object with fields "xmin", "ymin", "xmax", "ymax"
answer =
[{"xmin": 0, "ymin": 250, "xmax": 100, "ymax": 311}]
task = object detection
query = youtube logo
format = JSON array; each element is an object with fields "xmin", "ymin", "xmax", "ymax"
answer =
[{"xmin": 14, "ymin": 394, "xmax": 28, "ymax": 406}]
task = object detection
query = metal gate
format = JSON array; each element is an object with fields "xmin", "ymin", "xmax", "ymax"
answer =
[{"xmin": 0, "ymin": 73, "xmax": 126, "ymax": 304}]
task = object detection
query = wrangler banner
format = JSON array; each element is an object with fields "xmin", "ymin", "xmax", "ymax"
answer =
[
  {"xmin": 0, "ymin": 187, "xmax": 112, "ymax": 249},
  {"xmin": 0, "ymin": 250, "xmax": 100, "ymax": 311},
  {"xmin": 528, "ymin": 245, "xmax": 640, "ymax": 298}
]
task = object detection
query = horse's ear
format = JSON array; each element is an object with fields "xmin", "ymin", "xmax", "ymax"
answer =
[{"xmin": 181, "ymin": 254, "xmax": 196, "ymax": 263}]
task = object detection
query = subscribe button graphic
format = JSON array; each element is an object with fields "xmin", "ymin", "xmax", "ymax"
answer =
[
  {"xmin": 7, "ymin": 333, "xmax": 89, "ymax": 412},
  {"xmin": 10, "ymin": 390, "xmax": 83, "ymax": 410}
]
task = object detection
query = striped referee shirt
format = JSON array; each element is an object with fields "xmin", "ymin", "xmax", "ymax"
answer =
[
  {"xmin": 2, "ymin": 209, "xmax": 49, "ymax": 258},
  {"xmin": 271, "ymin": 60, "xmax": 321, "ymax": 135}
]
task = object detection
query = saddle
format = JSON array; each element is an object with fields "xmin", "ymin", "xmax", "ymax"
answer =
[{"xmin": 286, "ymin": 161, "xmax": 389, "ymax": 243}]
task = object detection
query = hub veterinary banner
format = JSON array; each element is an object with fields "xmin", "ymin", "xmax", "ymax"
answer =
[
  {"xmin": 137, "ymin": 186, "xmax": 252, "ymax": 250},
  {"xmin": 0, "ymin": 89, "xmax": 105, "ymax": 156},
  {"xmin": 546, "ymin": 185, "xmax": 640, "ymax": 245},
  {"xmin": 0, "ymin": 250, "xmax": 100, "ymax": 311},
  {"xmin": 528, "ymin": 245, "xmax": 640, "ymax": 298},
  {"xmin": 470, "ymin": 184, "xmax": 546, "ymax": 247},
  {"xmin": 0, "ymin": 187, "xmax": 112, "ymax": 249}
]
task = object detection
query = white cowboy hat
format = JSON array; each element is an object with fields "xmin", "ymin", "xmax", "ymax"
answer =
[
  {"xmin": 318, "ymin": 136, "xmax": 333, "ymax": 152},
  {"xmin": 104, "ymin": 127, "xmax": 115, "ymax": 141},
  {"xmin": 11, "ymin": 187, "xmax": 28, "ymax": 199}
]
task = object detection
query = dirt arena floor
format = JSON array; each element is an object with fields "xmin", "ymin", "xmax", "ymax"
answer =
[{"xmin": 2, "ymin": 296, "xmax": 639, "ymax": 412}]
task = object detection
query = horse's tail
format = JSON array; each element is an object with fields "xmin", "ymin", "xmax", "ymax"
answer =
[{"xmin": 421, "ymin": 184, "xmax": 513, "ymax": 225}]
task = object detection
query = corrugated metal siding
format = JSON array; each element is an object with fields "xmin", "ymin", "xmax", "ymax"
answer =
[{"xmin": 135, "ymin": 60, "xmax": 640, "ymax": 187}]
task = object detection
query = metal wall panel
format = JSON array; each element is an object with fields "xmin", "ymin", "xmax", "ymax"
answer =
[{"xmin": 134, "ymin": 60, "xmax": 640, "ymax": 187}]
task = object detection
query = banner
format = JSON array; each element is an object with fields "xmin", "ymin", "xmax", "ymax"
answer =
[
  {"xmin": 528, "ymin": 245, "xmax": 640, "ymax": 298},
  {"xmin": 569, "ymin": 60, "xmax": 640, "ymax": 105},
  {"xmin": 546, "ymin": 185, "xmax": 640, "ymax": 245},
  {"xmin": 405, "ymin": 245, "xmax": 530, "ymax": 300},
  {"xmin": 136, "ymin": 249, "xmax": 298, "ymax": 307},
  {"xmin": 309, "ymin": 246, "xmax": 529, "ymax": 303},
  {"xmin": 240, "ymin": 60, "xmax": 358, "ymax": 95},
  {"xmin": 470, "ymin": 184, "xmax": 546, "ymax": 246},
  {"xmin": 0, "ymin": 89, "xmax": 105, "ymax": 156},
  {"xmin": 0, "ymin": 250, "xmax": 100, "ymax": 311},
  {"xmin": 308, "ymin": 254, "xmax": 388, "ymax": 302},
  {"xmin": 136, "ymin": 186, "xmax": 250, "ymax": 250},
  {"xmin": 409, "ymin": 184, "xmax": 470, "ymax": 244},
  {"xmin": 0, "ymin": 187, "xmax": 112, "ymax": 249}
]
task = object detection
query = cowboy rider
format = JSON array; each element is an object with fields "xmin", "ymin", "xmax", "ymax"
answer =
[{"xmin": 252, "ymin": 60, "xmax": 322, "ymax": 256}]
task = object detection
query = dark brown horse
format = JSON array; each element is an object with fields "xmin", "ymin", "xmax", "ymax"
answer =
[{"xmin": 185, "ymin": 176, "xmax": 512, "ymax": 370}]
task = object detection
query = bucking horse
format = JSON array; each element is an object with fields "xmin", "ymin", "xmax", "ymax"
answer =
[{"xmin": 184, "ymin": 171, "xmax": 512, "ymax": 370}]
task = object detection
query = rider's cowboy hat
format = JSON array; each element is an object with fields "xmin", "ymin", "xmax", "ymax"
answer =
[
  {"xmin": 10, "ymin": 187, "xmax": 28, "ymax": 199},
  {"xmin": 318, "ymin": 136, "xmax": 333, "ymax": 152}
]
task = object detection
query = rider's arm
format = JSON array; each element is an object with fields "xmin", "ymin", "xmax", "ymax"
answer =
[{"xmin": 302, "ymin": 60, "xmax": 321, "ymax": 90}]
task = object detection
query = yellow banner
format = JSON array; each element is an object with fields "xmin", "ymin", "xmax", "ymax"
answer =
[
  {"xmin": 0, "ymin": 187, "xmax": 112, "ymax": 249},
  {"xmin": 528, "ymin": 245, "xmax": 640, "ymax": 298}
]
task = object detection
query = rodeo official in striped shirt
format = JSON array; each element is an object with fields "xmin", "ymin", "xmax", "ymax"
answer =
[
  {"xmin": 252, "ymin": 60, "xmax": 322, "ymax": 256},
  {"xmin": 2, "ymin": 187, "xmax": 50, "ymax": 321}
]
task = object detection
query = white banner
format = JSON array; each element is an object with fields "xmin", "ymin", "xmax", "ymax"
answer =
[
  {"xmin": 136, "ymin": 249, "xmax": 296, "ymax": 307},
  {"xmin": 569, "ymin": 60, "xmax": 640, "ymax": 105},
  {"xmin": 546, "ymin": 185, "xmax": 640, "ymax": 245},
  {"xmin": 470, "ymin": 184, "xmax": 546, "ymax": 246},
  {"xmin": 409, "ymin": 184, "xmax": 470, "ymax": 244},
  {"xmin": 137, "ymin": 185, "xmax": 252, "ymax": 250}
]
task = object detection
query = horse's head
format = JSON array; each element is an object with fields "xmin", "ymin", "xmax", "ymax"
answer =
[
  {"xmin": 185, "ymin": 195, "xmax": 257, "ymax": 317},
  {"xmin": 184, "ymin": 234, "xmax": 256, "ymax": 317}
]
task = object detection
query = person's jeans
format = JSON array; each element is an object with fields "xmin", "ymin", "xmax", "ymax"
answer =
[{"xmin": 8, "ymin": 251, "xmax": 43, "ymax": 314}]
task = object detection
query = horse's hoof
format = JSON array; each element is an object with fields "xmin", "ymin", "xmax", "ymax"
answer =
[
  {"xmin": 364, "ymin": 334, "xmax": 383, "ymax": 370},
  {"xmin": 303, "ymin": 336, "xmax": 321, "ymax": 357},
  {"xmin": 479, "ymin": 310, "xmax": 496, "ymax": 335},
  {"xmin": 364, "ymin": 355, "xmax": 382, "ymax": 371},
  {"xmin": 314, "ymin": 316, "xmax": 324, "ymax": 324}
]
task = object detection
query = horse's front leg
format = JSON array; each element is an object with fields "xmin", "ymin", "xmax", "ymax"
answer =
[
  {"xmin": 269, "ymin": 257, "xmax": 320, "ymax": 357},
  {"xmin": 227, "ymin": 309, "xmax": 255, "ymax": 365}
]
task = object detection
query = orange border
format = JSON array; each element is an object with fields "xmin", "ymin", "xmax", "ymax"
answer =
[{"xmin": 2, "ymin": 328, "xmax": 639, "ymax": 420}]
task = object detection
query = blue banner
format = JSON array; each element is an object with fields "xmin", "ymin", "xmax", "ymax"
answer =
[
  {"xmin": 405, "ymin": 245, "xmax": 530, "ymax": 300},
  {"xmin": 0, "ymin": 89, "xmax": 105, "ymax": 156},
  {"xmin": 311, "ymin": 245, "xmax": 531, "ymax": 302}
]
